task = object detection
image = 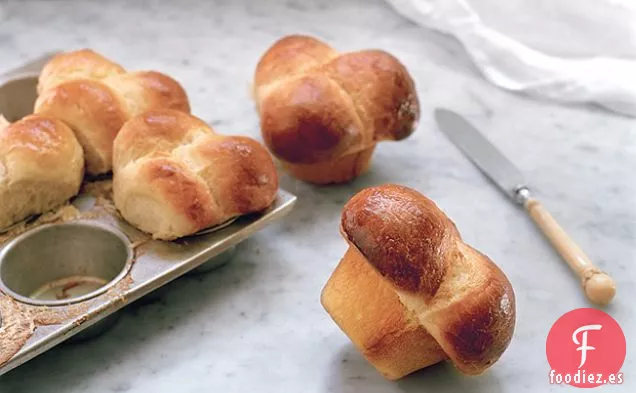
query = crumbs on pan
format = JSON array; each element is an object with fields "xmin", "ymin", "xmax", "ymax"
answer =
[{"xmin": 0, "ymin": 204, "xmax": 81, "ymax": 244}]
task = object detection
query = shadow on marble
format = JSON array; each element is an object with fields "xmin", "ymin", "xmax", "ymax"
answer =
[
  {"xmin": 276, "ymin": 173, "xmax": 365, "ymax": 229},
  {"xmin": 327, "ymin": 343, "xmax": 504, "ymax": 393},
  {"xmin": 275, "ymin": 147, "xmax": 434, "ymax": 201},
  {"xmin": 271, "ymin": 149, "xmax": 440, "ymax": 255},
  {"xmin": 272, "ymin": 162, "xmax": 417, "ymax": 247}
]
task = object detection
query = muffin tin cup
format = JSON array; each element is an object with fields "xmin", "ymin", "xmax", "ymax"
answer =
[
  {"xmin": 0, "ymin": 53, "xmax": 54, "ymax": 123},
  {"xmin": 0, "ymin": 221, "xmax": 133, "ymax": 307},
  {"xmin": 0, "ymin": 54, "xmax": 297, "ymax": 375}
]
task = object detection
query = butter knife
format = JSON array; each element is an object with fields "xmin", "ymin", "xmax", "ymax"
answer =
[{"xmin": 434, "ymin": 108, "xmax": 615, "ymax": 306}]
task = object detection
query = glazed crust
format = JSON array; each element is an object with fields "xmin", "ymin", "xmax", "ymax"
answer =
[
  {"xmin": 341, "ymin": 185, "xmax": 458, "ymax": 297},
  {"xmin": 35, "ymin": 49, "xmax": 190, "ymax": 175},
  {"xmin": 322, "ymin": 184, "xmax": 516, "ymax": 378},
  {"xmin": 254, "ymin": 35, "xmax": 419, "ymax": 180},
  {"xmin": 112, "ymin": 109, "xmax": 279, "ymax": 240}
]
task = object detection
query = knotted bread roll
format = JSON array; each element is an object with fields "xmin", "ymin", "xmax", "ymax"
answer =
[
  {"xmin": 34, "ymin": 49, "xmax": 190, "ymax": 175},
  {"xmin": 113, "ymin": 109, "xmax": 279, "ymax": 240},
  {"xmin": 321, "ymin": 184, "xmax": 515, "ymax": 379},
  {"xmin": 254, "ymin": 35, "xmax": 420, "ymax": 184},
  {"xmin": 0, "ymin": 115, "xmax": 83, "ymax": 229}
]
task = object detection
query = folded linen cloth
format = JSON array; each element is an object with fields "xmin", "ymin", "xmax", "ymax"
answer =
[{"xmin": 385, "ymin": 0, "xmax": 636, "ymax": 117}]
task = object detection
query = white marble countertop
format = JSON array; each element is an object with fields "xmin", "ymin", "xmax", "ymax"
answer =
[{"xmin": 0, "ymin": 0, "xmax": 634, "ymax": 392}]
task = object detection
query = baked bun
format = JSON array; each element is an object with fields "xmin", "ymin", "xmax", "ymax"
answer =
[
  {"xmin": 321, "ymin": 184, "xmax": 515, "ymax": 379},
  {"xmin": 112, "ymin": 109, "xmax": 279, "ymax": 240},
  {"xmin": 254, "ymin": 35, "xmax": 419, "ymax": 184},
  {"xmin": 34, "ymin": 49, "xmax": 191, "ymax": 175},
  {"xmin": 0, "ymin": 115, "xmax": 84, "ymax": 229}
]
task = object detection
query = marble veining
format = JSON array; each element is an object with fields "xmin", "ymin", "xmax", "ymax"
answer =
[{"xmin": 0, "ymin": 0, "xmax": 634, "ymax": 392}]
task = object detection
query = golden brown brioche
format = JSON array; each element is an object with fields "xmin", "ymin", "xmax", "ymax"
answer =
[
  {"xmin": 34, "ymin": 49, "xmax": 191, "ymax": 175},
  {"xmin": 0, "ymin": 115, "xmax": 84, "ymax": 229},
  {"xmin": 112, "ymin": 109, "xmax": 279, "ymax": 240},
  {"xmin": 321, "ymin": 184, "xmax": 515, "ymax": 380},
  {"xmin": 253, "ymin": 35, "xmax": 420, "ymax": 184}
]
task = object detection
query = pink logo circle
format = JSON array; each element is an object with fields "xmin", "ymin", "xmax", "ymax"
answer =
[{"xmin": 546, "ymin": 308, "xmax": 626, "ymax": 388}]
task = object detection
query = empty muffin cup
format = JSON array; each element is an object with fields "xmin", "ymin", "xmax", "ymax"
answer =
[
  {"xmin": 0, "ymin": 75, "xmax": 38, "ymax": 122},
  {"xmin": 0, "ymin": 221, "xmax": 133, "ymax": 306}
]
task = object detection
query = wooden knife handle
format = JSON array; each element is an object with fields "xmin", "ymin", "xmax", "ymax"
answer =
[{"xmin": 524, "ymin": 198, "xmax": 616, "ymax": 306}]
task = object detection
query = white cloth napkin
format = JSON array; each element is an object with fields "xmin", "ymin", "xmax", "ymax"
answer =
[{"xmin": 385, "ymin": 0, "xmax": 636, "ymax": 117}]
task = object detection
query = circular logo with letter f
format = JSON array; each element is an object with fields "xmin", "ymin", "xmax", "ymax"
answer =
[{"xmin": 546, "ymin": 308, "xmax": 626, "ymax": 388}]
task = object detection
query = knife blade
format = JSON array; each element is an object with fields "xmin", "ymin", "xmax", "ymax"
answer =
[
  {"xmin": 434, "ymin": 108, "xmax": 528, "ymax": 204},
  {"xmin": 434, "ymin": 108, "xmax": 616, "ymax": 306}
]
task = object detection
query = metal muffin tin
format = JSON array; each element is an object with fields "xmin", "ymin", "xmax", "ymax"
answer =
[{"xmin": 0, "ymin": 55, "xmax": 297, "ymax": 375}]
